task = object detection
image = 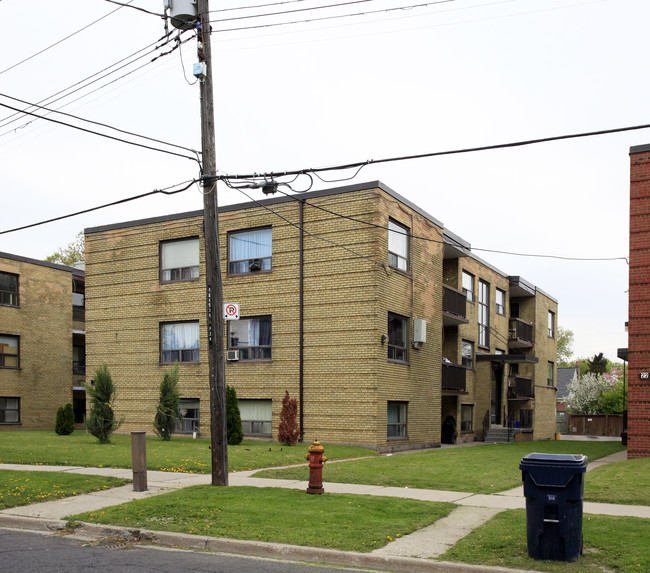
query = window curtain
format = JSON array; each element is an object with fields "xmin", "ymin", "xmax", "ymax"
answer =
[
  {"xmin": 230, "ymin": 229, "xmax": 271, "ymax": 260},
  {"xmin": 163, "ymin": 322, "xmax": 199, "ymax": 350},
  {"xmin": 388, "ymin": 220, "xmax": 408, "ymax": 258},
  {"xmin": 162, "ymin": 239, "xmax": 199, "ymax": 269},
  {"xmin": 239, "ymin": 399, "xmax": 272, "ymax": 420}
]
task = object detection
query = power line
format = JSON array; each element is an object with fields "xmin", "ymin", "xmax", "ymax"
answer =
[
  {"xmin": 0, "ymin": 180, "xmax": 197, "ymax": 236},
  {"xmin": 0, "ymin": 100, "xmax": 199, "ymax": 162},
  {"xmin": 0, "ymin": 92, "xmax": 200, "ymax": 157},
  {"xmin": 0, "ymin": 1, "xmax": 136, "ymax": 76},
  {"xmin": 103, "ymin": 0, "xmax": 166, "ymax": 18}
]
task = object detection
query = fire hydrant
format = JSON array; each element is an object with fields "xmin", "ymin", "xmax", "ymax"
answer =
[{"xmin": 305, "ymin": 440, "xmax": 327, "ymax": 494}]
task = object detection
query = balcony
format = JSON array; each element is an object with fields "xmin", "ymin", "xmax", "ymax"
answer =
[
  {"xmin": 508, "ymin": 318, "xmax": 534, "ymax": 348},
  {"xmin": 508, "ymin": 376, "xmax": 534, "ymax": 399},
  {"xmin": 73, "ymin": 361, "xmax": 86, "ymax": 376},
  {"xmin": 442, "ymin": 285, "xmax": 469, "ymax": 326},
  {"xmin": 73, "ymin": 305, "xmax": 85, "ymax": 322},
  {"xmin": 442, "ymin": 363, "xmax": 467, "ymax": 393}
]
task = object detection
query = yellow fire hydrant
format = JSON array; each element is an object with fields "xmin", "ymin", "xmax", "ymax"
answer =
[{"xmin": 305, "ymin": 440, "xmax": 327, "ymax": 494}]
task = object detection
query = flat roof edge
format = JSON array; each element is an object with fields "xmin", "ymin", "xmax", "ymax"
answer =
[
  {"xmin": 630, "ymin": 143, "xmax": 650, "ymax": 154},
  {"xmin": 0, "ymin": 251, "xmax": 80, "ymax": 274}
]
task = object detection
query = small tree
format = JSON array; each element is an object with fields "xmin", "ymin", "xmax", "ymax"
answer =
[
  {"xmin": 278, "ymin": 390, "xmax": 300, "ymax": 446},
  {"xmin": 45, "ymin": 231, "xmax": 84, "ymax": 266},
  {"xmin": 85, "ymin": 363, "xmax": 122, "ymax": 444},
  {"xmin": 587, "ymin": 352, "xmax": 608, "ymax": 375},
  {"xmin": 153, "ymin": 364, "xmax": 181, "ymax": 441},
  {"xmin": 55, "ymin": 403, "xmax": 75, "ymax": 435},
  {"xmin": 556, "ymin": 326, "xmax": 574, "ymax": 364},
  {"xmin": 226, "ymin": 385, "xmax": 243, "ymax": 445}
]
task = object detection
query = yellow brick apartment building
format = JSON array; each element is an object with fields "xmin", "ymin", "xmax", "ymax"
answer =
[
  {"xmin": 84, "ymin": 182, "xmax": 557, "ymax": 450},
  {"xmin": 0, "ymin": 253, "xmax": 86, "ymax": 430}
]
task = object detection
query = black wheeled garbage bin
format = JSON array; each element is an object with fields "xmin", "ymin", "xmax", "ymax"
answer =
[{"xmin": 519, "ymin": 453, "xmax": 588, "ymax": 563}]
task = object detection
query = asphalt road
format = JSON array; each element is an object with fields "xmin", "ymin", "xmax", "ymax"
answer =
[{"xmin": 0, "ymin": 529, "xmax": 375, "ymax": 573}]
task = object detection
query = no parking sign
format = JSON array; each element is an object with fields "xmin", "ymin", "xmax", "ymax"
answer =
[{"xmin": 223, "ymin": 302, "xmax": 240, "ymax": 320}]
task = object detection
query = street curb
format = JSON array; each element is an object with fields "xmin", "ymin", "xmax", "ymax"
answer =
[{"xmin": 0, "ymin": 514, "xmax": 536, "ymax": 573}]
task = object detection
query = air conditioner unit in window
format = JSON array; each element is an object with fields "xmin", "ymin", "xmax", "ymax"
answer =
[
  {"xmin": 226, "ymin": 350, "xmax": 239, "ymax": 361},
  {"xmin": 248, "ymin": 258, "xmax": 262, "ymax": 271}
]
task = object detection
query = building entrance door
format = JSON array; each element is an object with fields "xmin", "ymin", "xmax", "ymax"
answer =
[{"xmin": 491, "ymin": 364, "xmax": 503, "ymax": 425}]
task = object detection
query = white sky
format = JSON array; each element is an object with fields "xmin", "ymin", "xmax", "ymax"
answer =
[{"xmin": 0, "ymin": 0, "xmax": 642, "ymax": 362}]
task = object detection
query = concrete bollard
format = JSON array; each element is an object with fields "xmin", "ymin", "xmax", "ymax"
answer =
[{"xmin": 131, "ymin": 431, "xmax": 148, "ymax": 491}]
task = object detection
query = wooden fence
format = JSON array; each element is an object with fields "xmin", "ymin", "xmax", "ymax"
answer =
[{"xmin": 568, "ymin": 414, "xmax": 623, "ymax": 437}]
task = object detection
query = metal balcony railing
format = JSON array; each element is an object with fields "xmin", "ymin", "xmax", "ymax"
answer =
[
  {"xmin": 508, "ymin": 318, "xmax": 534, "ymax": 347},
  {"xmin": 442, "ymin": 363, "xmax": 466, "ymax": 392}
]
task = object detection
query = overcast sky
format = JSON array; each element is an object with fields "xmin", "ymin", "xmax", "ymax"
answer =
[{"xmin": 0, "ymin": 0, "xmax": 644, "ymax": 362}]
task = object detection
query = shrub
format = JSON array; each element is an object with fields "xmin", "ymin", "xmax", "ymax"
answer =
[
  {"xmin": 278, "ymin": 390, "xmax": 300, "ymax": 446},
  {"xmin": 55, "ymin": 403, "xmax": 75, "ymax": 435},
  {"xmin": 226, "ymin": 385, "xmax": 243, "ymax": 445},
  {"xmin": 85, "ymin": 363, "xmax": 122, "ymax": 444},
  {"xmin": 153, "ymin": 364, "xmax": 181, "ymax": 441}
]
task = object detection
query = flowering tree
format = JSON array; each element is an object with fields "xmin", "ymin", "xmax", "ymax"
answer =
[
  {"xmin": 565, "ymin": 370, "xmax": 623, "ymax": 415},
  {"xmin": 278, "ymin": 391, "xmax": 300, "ymax": 445}
]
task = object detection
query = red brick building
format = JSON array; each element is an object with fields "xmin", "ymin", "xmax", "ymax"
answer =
[{"xmin": 628, "ymin": 144, "xmax": 650, "ymax": 457}]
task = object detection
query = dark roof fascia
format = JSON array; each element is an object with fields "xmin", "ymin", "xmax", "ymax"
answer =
[
  {"xmin": 630, "ymin": 143, "xmax": 650, "ymax": 154},
  {"xmin": 84, "ymin": 181, "xmax": 447, "ymax": 236},
  {"xmin": 0, "ymin": 251, "xmax": 80, "ymax": 274},
  {"xmin": 617, "ymin": 347, "xmax": 628, "ymax": 361}
]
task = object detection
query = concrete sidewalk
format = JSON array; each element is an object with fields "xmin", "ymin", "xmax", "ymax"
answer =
[{"xmin": 0, "ymin": 448, "xmax": 646, "ymax": 573}]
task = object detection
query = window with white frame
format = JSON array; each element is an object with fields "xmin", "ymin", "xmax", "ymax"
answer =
[
  {"xmin": 496, "ymin": 288, "xmax": 506, "ymax": 315},
  {"xmin": 478, "ymin": 279, "xmax": 490, "ymax": 348},
  {"xmin": 462, "ymin": 271, "xmax": 474, "ymax": 303},
  {"xmin": 387, "ymin": 401, "xmax": 408, "ymax": 438},
  {"xmin": 229, "ymin": 316, "xmax": 272, "ymax": 360},
  {"xmin": 388, "ymin": 313, "xmax": 408, "ymax": 363},
  {"xmin": 388, "ymin": 219, "xmax": 409, "ymax": 272},
  {"xmin": 161, "ymin": 238, "xmax": 199, "ymax": 282},
  {"xmin": 228, "ymin": 228, "xmax": 272, "ymax": 274},
  {"xmin": 0, "ymin": 272, "xmax": 18, "ymax": 307},
  {"xmin": 548, "ymin": 311, "xmax": 555, "ymax": 338},
  {"xmin": 176, "ymin": 399, "xmax": 200, "ymax": 433},
  {"xmin": 0, "ymin": 335, "xmax": 19, "ymax": 368},
  {"xmin": 461, "ymin": 339, "xmax": 474, "ymax": 369},
  {"xmin": 161, "ymin": 322, "xmax": 199, "ymax": 363},
  {"xmin": 461, "ymin": 404, "xmax": 473, "ymax": 432},
  {"xmin": 0, "ymin": 397, "xmax": 20, "ymax": 424},
  {"xmin": 239, "ymin": 399, "xmax": 272, "ymax": 435}
]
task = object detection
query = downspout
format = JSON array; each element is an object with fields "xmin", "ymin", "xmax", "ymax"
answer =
[{"xmin": 299, "ymin": 199, "xmax": 305, "ymax": 441}]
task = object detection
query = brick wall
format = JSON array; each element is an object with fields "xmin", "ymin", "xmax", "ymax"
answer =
[
  {"xmin": 628, "ymin": 145, "xmax": 650, "ymax": 458},
  {"xmin": 0, "ymin": 255, "xmax": 76, "ymax": 430}
]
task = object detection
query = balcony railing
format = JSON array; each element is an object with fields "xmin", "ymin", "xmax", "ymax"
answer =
[
  {"xmin": 508, "ymin": 376, "xmax": 533, "ymax": 399},
  {"xmin": 442, "ymin": 285, "xmax": 469, "ymax": 325},
  {"xmin": 508, "ymin": 318, "xmax": 534, "ymax": 348},
  {"xmin": 73, "ymin": 362, "xmax": 86, "ymax": 376},
  {"xmin": 73, "ymin": 306, "xmax": 85, "ymax": 322},
  {"xmin": 442, "ymin": 363, "xmax": 466, "ymax": 392}
]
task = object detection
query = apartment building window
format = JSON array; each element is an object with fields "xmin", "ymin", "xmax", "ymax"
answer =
[
  {"xmin": 461, "ymin": 404, "xmax": 473, "ymax": 432},
  {"xmin": 388, "ymin": 313, "xmax": 408, "ymax": 363},
  {"xmin": 461, "ymin": 339, "xmax": 474, "ymax": 369},
  {"xmin": 229, "ymin": 227, "xmax": 272, "ymax": 274},
  {"xmin": 161, "ymin": 238, "xmax": 199, "ymax": 282},
  {"xmin": 496, "ymin": 288, "xmax": 506, "ymax": 315},
  {"xmin": 239, "ymin": 399, "xmax": 272, "ymax": 435},
  {"xmin": 229, "ymin": 316, "xmax": 272, "ymax": 360},
  {"xmin": 161, "ymin": 321, "xmax": 199, "ymax": 363},
  {"xmin": 0, "ymin": 335, "xmax": 19, "ymax": 368},
  {"xmin": 387, "ymin": 401, "xmax": 408, "ymax": 438},
  {"xmin": 548, "ymin": 361, "xmax": 555, "ymax": 387},
  {"xmin": 478, "ymin": 279, "xmax": 490, "ymax": 348},
  {"xmin": 176, "ymin": 399, "xmax": 200, "ymax": 433},
  {"xmin": 388, "ymin": 219, "xmax": 409, "ymax": 272},
  {"xmin": 73, "ymin": 345, "xmax": 85, "ymax": 375},
  {"xmin": 0, "ymin": 272, "xmax": 19, "ymax": 307},
  {"xmin": 548, "ymin": 310, "xmax": 555, "ymax": 338},
  {"xmin": 0, "ymin": 397, "xmax": 20, "ymax": 424},
  {"xmin": 462, "ymin": 271, "xmax": 474, "ymax": 303}
]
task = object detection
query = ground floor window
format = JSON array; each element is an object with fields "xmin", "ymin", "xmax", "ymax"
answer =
[
  {"xmin": 0, "ymin": 335, "xmax": 19, "ymax": 368},
  {"xmin": 239, "ymin": 399, "xmax": 272, "ymax": 436},
  {"xmin": 387, "ymin": 401, "xmax": 408, "ymax": 438},
  {"xmin": 461, "ymin": 404, "xmax": 473, "ymax": 432},
  {"xmin": 176, "ymin": 399, "xmax": 200, "ymax": 433},
  {"xmin": 0, "ymin": 397, "xmax": 20, "ymax": 423}
]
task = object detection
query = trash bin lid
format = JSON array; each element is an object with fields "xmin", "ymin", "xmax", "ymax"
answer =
[
  {"xmin": 520, "ymin": 453, "xmax": 588, "ymax": 487},
  {"xmin": 521, "ymin": 453, "xmax": 588, "ymax": 465}
]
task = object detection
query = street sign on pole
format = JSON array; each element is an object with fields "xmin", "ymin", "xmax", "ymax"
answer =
[{"xmin": 223, "ymin": 303, "xmax": 240, "ymax": 320}]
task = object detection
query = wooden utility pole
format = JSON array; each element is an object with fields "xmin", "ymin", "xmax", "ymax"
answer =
[{"xmin": 197, "ymin": 0, "xmax": 228, "ymax": 486}]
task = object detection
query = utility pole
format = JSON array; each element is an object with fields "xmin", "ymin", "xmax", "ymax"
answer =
[{"xmin": 197, "ymin": 0, "xmax": 228, "ymax": 486}]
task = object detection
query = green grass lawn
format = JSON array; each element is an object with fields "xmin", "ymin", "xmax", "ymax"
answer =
[
  {"xmin": 442, "ymin": 509, "xmax": 650, "ymax": 572},
  {"xmin": 585, "ymin": 457, "xmax": 650, "ymax": 505},
  {"xmin": 70, "ymin": 485, "xmax": 454, "ymax": 552},
  {"xmin": 255, "ymin": 441, "xmax": 626, "ymax": 495},
  {"xmin": 0, "ymin": 470, "xmax": 129, "ymax": 510},
  {"xmin": 0, "ymin": 431, "xmax": 375, "ymax": 473}
]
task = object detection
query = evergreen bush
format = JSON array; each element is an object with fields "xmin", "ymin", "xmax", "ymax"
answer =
[
  {"xmin": 153, "ymin": 364, "xmax": 181, "ymax": 441},
  {"xmin": 85, "ymin": 363, "xmax": 122, "ymax": 444},
  {"xmin": 226, "ymin": 385, "xmax": 243, "ymax": 445},
  {"xmin": 55, "ymin": 403, "xmax": 75, "ymax": 435}
]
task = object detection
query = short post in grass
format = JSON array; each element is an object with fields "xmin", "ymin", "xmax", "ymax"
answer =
[
  {"xmin": 131, "ymin": 431, "xmax": 148, "ymax": 492},
  {"xmin": 306, "ymin": 440, "xmax": 327, "ymax": 494}
]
